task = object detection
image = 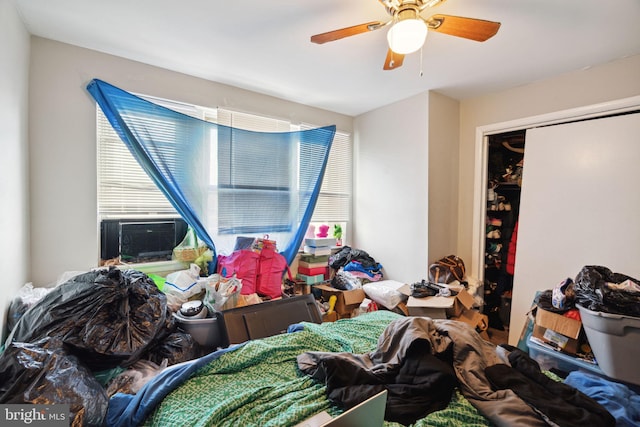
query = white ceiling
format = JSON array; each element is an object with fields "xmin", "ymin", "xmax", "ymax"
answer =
[{"xmin": 14, "ymin": 0, "xmax": 640, "ymax": 116}]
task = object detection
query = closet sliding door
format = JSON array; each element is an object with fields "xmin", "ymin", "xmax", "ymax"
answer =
[{"xmin": 509, "ymin": 112, "xmax": 640, "ymax": 344}]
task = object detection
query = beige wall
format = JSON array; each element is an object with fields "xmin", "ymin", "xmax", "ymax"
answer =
[
  {"xmin": 28, "ymin": 37, "xmax": 353, "ymax": 286},
  {"xmin": 427, "ymin": 92, "xmax": 460, "ymax": 262},
  {"xmin": 353, "ymin": 93, "xmax": 431, "ymax": 283},
  {"xmin": 0, "ymin": 0, "xmax": 30, "ymax": 339}
]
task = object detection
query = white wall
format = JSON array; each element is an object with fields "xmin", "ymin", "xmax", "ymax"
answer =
[
  {"xmin": 353, "ymin": 93, "xmax": 430, "ymax": 283},
  {"xmin": 0, "ymin": 0, "xmax": 30, "ymax": 339},
  {"xmin": 28, "ymin": 37, "xmax": 353, "ymax": 286},
  {"xmin": 457, "ymin": 54, "xmax": 640, "ymax": 343}
]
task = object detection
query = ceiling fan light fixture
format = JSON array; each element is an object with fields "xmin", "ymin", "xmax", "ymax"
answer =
[{"xmin": 387, "ymin": 12, "xmax": 428, "ymax": 55}]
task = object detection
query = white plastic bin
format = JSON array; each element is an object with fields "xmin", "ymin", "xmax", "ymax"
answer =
[{"xmin": 577, "ymin": 304, "xmax": 640, "ymax": 386}]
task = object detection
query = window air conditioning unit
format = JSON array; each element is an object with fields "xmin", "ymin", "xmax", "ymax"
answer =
[{"xmin": 100, "ymin": 218, "xmax": 188, "ymax": 263}]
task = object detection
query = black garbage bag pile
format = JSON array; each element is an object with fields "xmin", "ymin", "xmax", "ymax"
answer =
[
  {"xmin": 574, "ymin": 265, "xmax": 640, "ymax": 317},
  {"xmin": 0, "ymin": 338, "xmax": 109, "ymax": 426},
  {"xmin": 0, "ymin": 267, "xmax": 195, "ymax": 426},
  {"xmin": 6, "ymin": 267, "xmax": 171, "ymax": 370}
]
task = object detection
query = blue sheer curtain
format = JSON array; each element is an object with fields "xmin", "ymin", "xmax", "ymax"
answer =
[{"xmin": 87, "ymin": 79, "xmax": 335, "ymax": 265}]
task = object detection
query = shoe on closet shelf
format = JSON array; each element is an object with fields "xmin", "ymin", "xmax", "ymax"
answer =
[
  {"xmin": 487, "ymin": 229, "xmax": 500, "ymax": 239},
  {"xmin": 489, "ymin": 218, "xmax": 502, "ymax": 227},
  {"xmin": 487, "ymin": 243, "xmax": 502, "ymax": 254}
]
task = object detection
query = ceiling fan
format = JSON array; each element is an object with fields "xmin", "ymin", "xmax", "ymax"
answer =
[{"xmin": 310, "ymin": 0, "xmax": 501, "ymax": 70}]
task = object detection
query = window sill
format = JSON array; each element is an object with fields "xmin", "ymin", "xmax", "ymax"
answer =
[{"xmin": 119, "ymin": 259, "xmax": 189, "ymax": 276}]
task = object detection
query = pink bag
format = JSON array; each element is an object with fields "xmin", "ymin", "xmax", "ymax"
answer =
[
  {"xmin": 217, "ymin": 250, "xmax": 260, "ymax": 295},
  {"xmin": 217, "ymin": 248, "xmax": 291, "ymax": 298},
  {"xmin": 256, "ymin": 248, "xmax": 290, "ymax": 299}
]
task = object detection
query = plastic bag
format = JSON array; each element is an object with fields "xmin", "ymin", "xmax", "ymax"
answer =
[
  {"xmin": 203, "ymin": 274, "xmax": 242, "ymax": 312},
  {"xmin": 144, "ymin": 332, "xmax": 199, "ymax": 366},
  {"xmin": 362, "ymin": 281, "xmax": 406, "ymax": 310},
  {"xmin": 0, "ymin": 338, "xmax": 109, "ymax": 426},
  {"xmin": 331, "ymin": 269, "xmax": 361, "ymax": 291},
  {"xmin": 574, "ymin": 265, "xmax": 640, "ymax": 317},
  {"xmin": 173, "ymin": 226, "xmax": 209, "ymax": 262},
  {"xmin": 164, "ymin": 264, "xmax": 204, "ymax": 305},
  {"xmin": 4, "ymin": 267, "xmax": 169, "ymax": 371},
  {"xmin": 329, "ymin": 246, "xmax": 377, "ymax": 270},
  {"xmin": 6, "ymin": 283, "xmax": 52, "ymax": 333}
]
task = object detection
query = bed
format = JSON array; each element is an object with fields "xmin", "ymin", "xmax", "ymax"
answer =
[
  {"xmin": 108, "ymin": 311, "xmax": 487, "ymax": 426},
  {"xmin": 106, "ymin": 310, "xmax": 615, "ymax": 427}
]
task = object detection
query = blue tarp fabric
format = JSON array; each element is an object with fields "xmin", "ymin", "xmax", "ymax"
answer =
[{"xmin": 86, "ymin": 79, "xmax": 335, "ymax": 266}]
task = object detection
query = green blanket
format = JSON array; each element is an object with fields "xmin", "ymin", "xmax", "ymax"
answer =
[{"xmin": 144, "ymin": 311, "xmax": 491, "ymax": 427}]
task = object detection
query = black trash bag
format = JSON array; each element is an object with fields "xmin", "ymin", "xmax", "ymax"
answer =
[
  {"xmin": 0, "ymin": 338, "xmax": 108, "ymax": 427},
  {"xmin": 145, "ymin": 331, "xmax": 200, "ymax": 366},
  {"xmin": 5, "ymin": 267, "xmax": 168, "ymax": 371},
  {"xmin": 574, "ymin": 265, "xmax": 640, "ymax": 317},
  {"xmin": 329, "ymin": 246, "xmax": 377, "ymax": 270}
]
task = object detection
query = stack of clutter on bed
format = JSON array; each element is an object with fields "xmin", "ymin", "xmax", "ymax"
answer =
[{"xmin": 107, "ymin": 311, "xmax": 625, "ymax": 427}]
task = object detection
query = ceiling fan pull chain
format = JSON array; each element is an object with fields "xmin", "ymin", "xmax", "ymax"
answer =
[{"xmin": 419, "ymin": 45, "xmax": 424, "ymax": 77}]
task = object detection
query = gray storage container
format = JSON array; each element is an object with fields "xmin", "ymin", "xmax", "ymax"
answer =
[
  {"xmin": 173, "ymin": 311, "xmax": 224, "ymax": 349},
  {"xmin": 577, "ymin": 304, "xmax": 640, "ymax": 386}
]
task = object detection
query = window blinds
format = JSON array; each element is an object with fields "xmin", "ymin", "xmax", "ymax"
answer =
[{"xmin": 97, "ymin": 103, "xmax": 351, "ymax": 229}]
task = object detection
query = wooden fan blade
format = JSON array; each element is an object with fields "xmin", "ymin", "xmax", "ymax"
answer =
[
  {"xmin": 383, "ymin": 49, "xmax": 405, "ymax": 70},
  {"xmin": 311, "ymin": 21, "xmax": 384, "ymax": 44},
  {"xmin": 426, "ymin": 14, "xmax": 500, "ymax": 42}
]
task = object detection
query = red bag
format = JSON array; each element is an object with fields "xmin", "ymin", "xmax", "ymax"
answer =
[
  {"xmin": 255, "ymin": 247, "xmax": 290, "ymax": 299},
  {"xmin": 217, "ymin": 250, "xmax": 260, "ymax": 294},
  {"xmin": 217, "ymin": 247, "xmax": 291, "ymax": 298}
]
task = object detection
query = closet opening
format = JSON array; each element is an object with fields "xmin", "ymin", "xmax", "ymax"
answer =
[{"xmin": 483, "ymin": 129, "xmax": 525, "ymax": 334}]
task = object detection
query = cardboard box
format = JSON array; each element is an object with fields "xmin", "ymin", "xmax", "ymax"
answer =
[
  {"xmin": 313, "ymin": 284, "xmax": 366, "ymax": 317},
  {"xmin": 452, "ymin": 309, "xmax": 489, "ymax": 332},
  {"xmin": 322, "ymin": 311, "xmax": 339, "ymax": 322},
  {"xmin": 401, "ymin": 286, "xmax": 475, "ymax": 319},
  {"xmin": 405, "ymin": 296, "xmax": 448, "ymax": 318},
  {"xmin": 534, "ymin": 307, "xmax": 583, "ymax": 354}
]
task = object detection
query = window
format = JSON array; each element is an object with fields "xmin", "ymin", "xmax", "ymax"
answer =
[
  {"xmin": 96, "ymin": 96, "xmax": 207, "ymax": 219},
  {"xmin": 214, "ymin": 109, "xmax": 295, "ymax": 234},
  {"xmin": 304, "ymin": 125, "xmax": 352, "ymax": 237},
  {"xmin": 97, "ymin": 97, "xmax": 352, "ymax": 261}
]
